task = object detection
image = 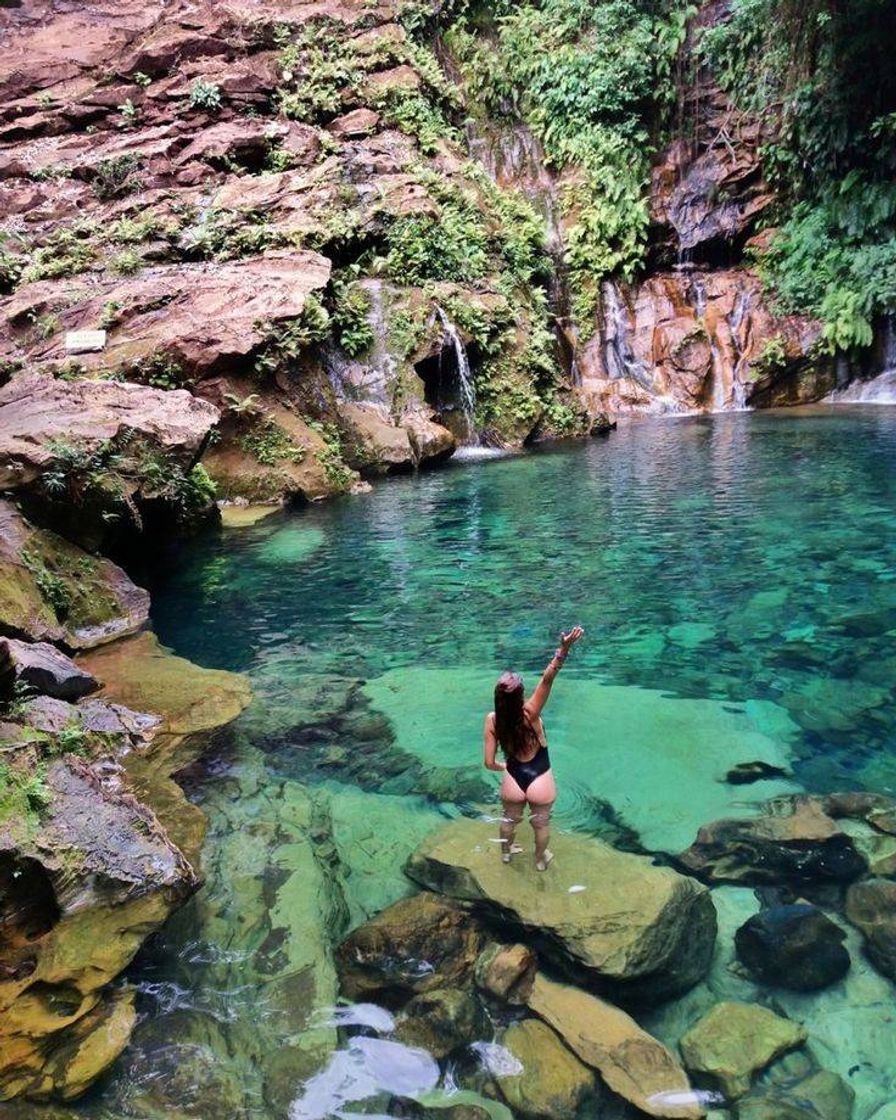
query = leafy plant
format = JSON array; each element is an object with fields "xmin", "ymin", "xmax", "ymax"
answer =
[
  {"xmin": 190, "ymin": 79, "xmax": 223, "ymax": 111},
  {"xmin": 0, "ymin": 250, "xmax": 22, "ymax": 293},
  {"xmin": 239, "ymin": 417, "xmax": 306, "ymax": 466},
  {"xmin": 332, "ymin": 282, "xmax": 374, "ymax": 357},
  {"xmin": 92, "ymin": 155, "xmax": 143, "ymax": 200},
  {"xmin": 253, "ymin": 296, "xmax": 331, "ymax": 377},
  {"xmin": 22, "ymin": 550, "xmax": 72, "ymax": 618},
  {"xmin": 118, "ymin": 98, "xmax": 140, "ymax": 125}
]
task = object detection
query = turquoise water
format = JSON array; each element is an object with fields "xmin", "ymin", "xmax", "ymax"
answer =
[{"xmin": 58, "ymin": 408, "xmax": 896, "ymax": 1118}]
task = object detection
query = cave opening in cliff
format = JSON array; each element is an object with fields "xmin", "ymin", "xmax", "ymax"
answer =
[
  {"xmin": 0, "ymin": 854, "xmax": 60, "ymax": 954},
  {"xmin": 415, "ymin": 341, "xmax": 481, "ymax": 445}
]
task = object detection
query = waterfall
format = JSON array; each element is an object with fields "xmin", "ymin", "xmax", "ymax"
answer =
[
  {"xmin": 727, "ymin": 288, "xmax": 751, "ymax": 412},
  {"xmin": 434, "ymin": 306, "xmax": 478, "ymax": 443},
  {"xmin": 691, "ymin": 276, "xmax": 729, "ymax": 413},
  {"xmin": 826, "ymin": 313, "xmax": 896, "ymax": 404},
  {"xmin": 601, "ymin": 281, "xmax": 651, "ymax": 389}
]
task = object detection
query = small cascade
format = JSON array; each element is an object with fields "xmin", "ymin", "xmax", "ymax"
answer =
[
  {"xmin": 726, "ymin": 288, "xmax": 752, "ymax": 412},
  {"xmin": 601, "ymin": 280, "xmax": 651, "ymax": 389},
  {"xmin": 826, "ymin": 313, "xmax": 896, "ymax": 404},
  {"xmin": 690, "ymin": 275, "xmax": 727, "ymax": 412},
  {"xmin": 434, "ymin": 305, "xmax": 478, "ymax": 444}
]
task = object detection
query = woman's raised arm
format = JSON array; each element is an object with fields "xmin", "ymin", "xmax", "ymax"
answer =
[{"xmin": 526, "ymin": 625, "xmax": 584, "ymax": 716}]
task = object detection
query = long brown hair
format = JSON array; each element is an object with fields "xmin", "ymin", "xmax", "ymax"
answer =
[{"xmin": 494, "ymin": 671, "xmax": 539, "ymax": 760}]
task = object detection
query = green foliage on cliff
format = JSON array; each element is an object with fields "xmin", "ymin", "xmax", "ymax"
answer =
[
  {"xmin": 447, "ymin": 0, "xmax": 692, "ymax": 319},
  {"xmin": 701, "ymin": 0, "xmax": 896, "ymax": 351}
]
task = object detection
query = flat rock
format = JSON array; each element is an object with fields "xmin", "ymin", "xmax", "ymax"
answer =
[
  {"xmin": 734, "ymin": 904, "xmax": 850, "ymax": 991},
  {"xmin": 844, "ymin": 879, "xmax": 896, "ymax": 982},
  {"xmin": 77, "ymin": 630, "xmax": 251, "ymax": 737},
  {"xmin": 679, "ymin": 1002, "xmax": 808, "ymax": 1100},
  {"xmin": 0, "ymin": 374, "xmax": 218, "ymax": 492},
  {"xmin": 0, "ymin": 637, "xmax": 98, "ymax": 701},
  {"xmin": 406, "ymin": 819, "xmax": 717, "ymax": 1002},
  {"xmin": 679, "ymin": 799, "xmax": 867, "ymax": 885},
  {"xmin": 498, "ymin": 1017, "xmax": 597, "ymax": 1120},
  {"xmin": 527, "ymin": 973, "xmax": 702, "ymax": 1119}
]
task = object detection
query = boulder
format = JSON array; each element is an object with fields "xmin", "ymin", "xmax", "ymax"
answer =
[
  {"xmin": 335, "ymin": 892, "xmax": 484, "ymax": 1004},
  {"xmin": 735, "ymin": 1070, "xmax": 854, "ymax": 1120},
  {"xmin": 406, "ymin": 819, "xmax": 717, "ymax": 1002},
  {"xmin": 844, "ymin": 879, "xmax": 896, "ymax": 981},
  {"xmin": 394, "ymin": 987, "xmax": 489, "ymax": 1059},
  {"xmin": 498, "ymin": 1018, "xmax": 597, "ymax": 1120},
  {"xmin": 678, "ymin": 800, "xmax": 867, "ymax": 886},
  {"xmin": 0, "ymin": 755, "xmax": 198, "ymax": 1102},
  {"xmin": 0, "ymin": 638, "xmax": 98, "ymax": 702},
  {"xmin": 0, "ymin": 500, "xmax": 150, "ymax": 650},
  {"xmin": 339, "ymin": 401, "xmax": 416, "ymax": 474},
  {"xmin": 474, "ymin": 942, "xmax": 536, "ymax": 1005},
  {"xmin": 679, "ymin": 1002, "xmax": 808, "ymax": 1100},
  {"xmin": 526, "ymin": 973, "xmax": 701, "ymax": 1119},
  {"xmin": 734, "ymin": 905, "xmax": 850, "ymax": 991}
]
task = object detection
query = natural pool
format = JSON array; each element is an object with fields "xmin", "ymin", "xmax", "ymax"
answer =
[{"xmin": 55, "ymin": 408, "xmax": 896, "ymax": 1118}]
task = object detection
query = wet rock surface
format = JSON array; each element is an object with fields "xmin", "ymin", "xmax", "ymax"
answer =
[
  {"xmin": 0, "ymin": 637, "xmax": 98, "ymax": 701},
  {"xmin": 678, "ymin": 799, "xmax": 868, "ymax": 886},
  {"xmin": 406, "ymin": 819, "xmax": 717, "ymax": 1003},
  {"xmin": 734, "ymin": 905, "xmax": 850, "ymax": 991},
  {"xmin": 844, "ymin": 879, "xmax": 896, "ymax": 982},
  {"xmin": 527, "ymin": 973, "xmax": 701, "ymax": 1119},
  {"xmin": 497, "ymin": 1017, "xmax": 597, "ymax": 1120},
  {"xmin": 679, "ymin": 1001, "xmax": 808, "ymax": 1100}
]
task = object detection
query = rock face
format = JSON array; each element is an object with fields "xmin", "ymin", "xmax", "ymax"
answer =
[
  {"xmin": 406, "ymin": 820, "xmax": 717, "ymax": 1002},
  {"xmin": 577, "ymin": 271, "xmax": 828, "ymax": 417},
  {"xmin": 498, "ymin": 1017, "xmax": 597, "ymax": 1120},
  {"xmin": 394, "ymin": 987, "xmax": 488, "ymax": 1059},
  {"xmin": 474, "ymin": 941, "xmax": 537, "ymax": 1004},
  {"xmin": 734, "ymin": 905, "xmax": 850, "ymax": 991},
  {"xmin": 0, "ymin": 499, "xmax": 150, "ymax": 649},
  {"xmin": 0, "ymin": 637, "xmax": 98, "ymax": 701},
  {"xmin": 679, "ymin": 1002, "xmax": 808, "ymax": 1100},
  {"xmin": 527, "ymin": 973, "xmax": 701, "ymax": 1119},
  {"xmin": 679, "ymin": 799, "xmax": 868, "ymax": 885},
  {"xmin": 844, "ymin": 879, "xmax": 896, "ymax": 982},
  {"xmin": 0, "ymin": 755, "xmax": 198, "ymax": 1102}
]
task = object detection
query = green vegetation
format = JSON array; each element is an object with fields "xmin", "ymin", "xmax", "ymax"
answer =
[
  {"xmin": 111, "ymin": 249, "xmax": 142, "ymax": 275},
  {"xmin": 447, "ymin": 0, "xmax": 692, "ymax": 320},
  {"xmin": 306, "ymin": 419, "xmax": 354, "ymax": 488},
  {"xmin": 20, "ymin": 225, "xmax": 96, "ymax": 283},
  {"xmin": 332, "ymin": 281, "xmax": 375, "ymax": 357},
  {"xmin": 22, "ymin": 548, "xmax": 73, "ymax": 617},
  {"xmin": 190, "ymin": 79, "xmax": 223, "ymax": 111},
  {"xmin": 240, "ymin": 417, "xmax": 306, "ymax": 466},
  {"xmin": 253, "ymin": 297, "xmax": 331, "ymax": 377},
  {"xmin": 92, "ymin": 155, "xmax": 143, "ymax": 200},
  {"xmin": 117, "ymin": 352, "xmax": 188, "ymax": 390},
  {"xmin": 0, "ymin": 250, "xmax": 22, "ymax": 293},
  {"xmin": 700, "ymin": 0, "xmax": 896, "ymax": 352}
]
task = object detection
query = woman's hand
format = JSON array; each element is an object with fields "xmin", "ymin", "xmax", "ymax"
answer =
[{"xmin": 560, "ymin": 624, "xmax": 585, "ymax": 652}]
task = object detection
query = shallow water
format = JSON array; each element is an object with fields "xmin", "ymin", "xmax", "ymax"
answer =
[{"xmin": 61, "ymin": 408, "xmax": 896, "ymax": 1118}]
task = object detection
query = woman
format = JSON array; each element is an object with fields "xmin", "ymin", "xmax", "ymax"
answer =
[{"xmin": 483, "ymin": 626, "xmax": 584, "ymax": 870}]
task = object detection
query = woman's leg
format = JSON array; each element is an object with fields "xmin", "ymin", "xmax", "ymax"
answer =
[
  {"xmin": 499, "ymin": 772, "xmax": 527, "ymax": 861},
  {"xmin": 526, "ymin": 771, "xmax": 557, "ymax": 869}
]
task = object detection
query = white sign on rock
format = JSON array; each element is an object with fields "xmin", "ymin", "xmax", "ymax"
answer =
[{"xmin": 65, "ymin": 330, "xmax": 107, "ymax": 354}]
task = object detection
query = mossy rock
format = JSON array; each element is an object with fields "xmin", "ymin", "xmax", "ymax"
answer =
[
  {"xmin": 0, "ymin": 500, "xmax": 149, "ymax": 650},
  {"xmin": 498, "ymin": 1019, "xmax": 597, "ymax": 1120}
]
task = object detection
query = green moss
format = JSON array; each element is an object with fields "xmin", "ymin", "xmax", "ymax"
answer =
[
  {"xmin": 332, "ymin": 282, "xmax": 374, "ymax": 357},
  {"xmin": 239, "ymin": 418, "xmax": 306, "ymax": 466},
  {"xmin": 254, "ymin": 296, "xmax": 331, "ymax": 378}
]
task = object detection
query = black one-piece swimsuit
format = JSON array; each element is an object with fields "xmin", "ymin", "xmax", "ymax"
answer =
[{"xmin": 506, "ymin": 744, "xmax": 551, "ymax": 792}]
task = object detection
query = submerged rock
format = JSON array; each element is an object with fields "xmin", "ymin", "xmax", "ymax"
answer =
[
  {"xmin": 0, "ymin": 637, "xmax": 98, "ymax": 701},
  {"xmin": 336, "ymin": 892, "xmax": 484, "ymax": 1005},
  {"xmin": 394, "ymin": 988, "xmax": 489, "ymax": 1059},
  {"xmin": 474, "ymin": 942, "xmax": 536, "ymax": 1005},
  {"xmin": 726, "ymin": 761, "xmax": 792, "ymax": 786},
  {"xmin": 406, "ymin": 819, "xmax": 716, "ymax": 1002},
  {"xmin": 679, "ymin": 799, "xmax": 867, "ymax": 886},
  {"xmin": 497, "ymin": 1018, "xmax": 597, "ymax": 1120},
  {"xmin": 844, "ymin": 879, "xmax": 896, "ymax": 982},
  {"xmin": 735, "ymin": 1069, "xmax": 855, "ymax": 1120},
  {"xmin": 526, "ymin": 973, "xmax": 701, "ymax": 1119},
  {"xmin": 734, "ymin": 905, "xmax": 850, "ymax": 991},
  {"xmin": 679, "ymin": 1001, "xmax": 808, "ymax": 1100}
]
